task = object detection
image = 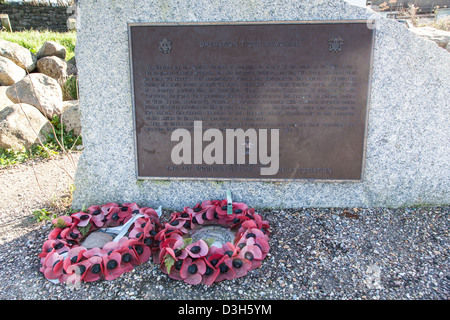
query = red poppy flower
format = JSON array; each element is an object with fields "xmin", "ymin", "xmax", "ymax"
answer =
[
  {"xmin": 51, "ymin": 215, "xmax": 72, "ymax": 228},
  {"xmin": 64, "ymin": 246, "xmax": 87, "ymax": 267},
  {"xmin": 221, "ymin": 242, "xmax": 239, "ymax": 258},
  {"xmin": 185, "ymin": 239, "xmax": 209, "ymax": 258},
  {"xmin": 116, "ymin": 246, "xmax": 139, "ymax": 273},
  {"xmin": 101, "ymin": 202, "xmax": 119, "ymax": 214},
  {"xmin": 102, "ymin": 251, "xmax": 126, "ymax": 280},
  {"xmin": 61, "ymin": 259, "xmax": 92, "ymax": 285},
  {"xmin": 64, "ymin": 259, "xmax": 91, "ymax": 281},
  {"xmin": 164, "ymin": 219, "xmax": 186, "ymax": 231},
  {"xmin": 200, "ymin": 200, "xmax": 218, "ymax": 220},
  {"xmin": 129, "ymin": 217, "xmax": 149, "ymax": 239},
  {"xmin": 214, "ymin": 199, "xmax": 229, "ymax": 217},
  {"xmin": 161, "ymin": 257, "xmax": 184, "ymax": 281},
  {"xmin": 40, "ymin": 251, "xmax": 64, "ymax": 280},
  {"xmin": 201, "ymin": 258, "xmax": 220, "ymax": 285},
  {"xmin": 224, "ymin": 256, "xmax": 252, "ymax": 278},
  {"xmin": 123, "ymin": 238, "xmax": 152, "ymax": 264},
  {"xmin": 216, "ymin": 201, "xmax": 248, "ymax": 217},
  {"xmin": 41, "ymin": 239, "xmax": 70, "ymax": 256},
  {"xmin": 238, "ymin": 238, "xmax": 263, "ymax": 270},
  {"xmin": 183, "ymin": 202, "xmax": 204, "ymax": 216},
  {"xmin": 214, "ymin": 255, "xmax": 236, "ymax": 282},
  {"xmin": 118, "ymin": 202, "xmax": 139, "ymax": 224},
  {"xmin": 87, "ymin": 205, "xmax": 106, "ymax": 228},
  {"xmin": 71, "ymin": 211, "xmax": 93, "ymax": 228},
  {"xmin": 60, "ymin": 224, "xmax": 82, "ymax": 242},
  {"xmin": 207, "ymin": 253, "xmax": 224, "ymax": 266},
  {"xmin": 83, "ymin": 255, "xmax": 104, "ymax": 282},
  {"xmin": 48, "ymin": 227, "xmax": 63, "ymax": 241},
  {"xmin": 180, "ymin": 257, "xmax": 206, "ymax": 285},
  {"xmin": 83, "ymin": 247, "xmax": 107, "ymax": 259}
]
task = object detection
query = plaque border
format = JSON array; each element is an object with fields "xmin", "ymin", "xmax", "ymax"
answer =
[{"xmin": 127, "ymin": 20, "xmax": 376, "ymax": 182}]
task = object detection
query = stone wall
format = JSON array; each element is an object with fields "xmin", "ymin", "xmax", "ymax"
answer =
[{"xmin": 0, "ymin": 3, "xmax": 70, "ymax": 32}]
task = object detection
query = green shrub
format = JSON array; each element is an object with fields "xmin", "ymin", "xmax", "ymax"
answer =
[{"xmin": 62, "ymin": 75, "xmax": 78, "ymax": 100}]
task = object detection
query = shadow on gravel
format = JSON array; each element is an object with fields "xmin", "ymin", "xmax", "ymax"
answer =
[{"xmin": 0, "ymin": 207, "xmax": 448, "ymax": 300}]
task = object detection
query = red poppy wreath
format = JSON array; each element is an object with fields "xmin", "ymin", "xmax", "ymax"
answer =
[
  {"xmin": 39, "ymin": 203, "xmax": 162, "ymax": 285},
  {"xmin": 39, "ymin": 200, "xmax": 271, "ymax": 286}
]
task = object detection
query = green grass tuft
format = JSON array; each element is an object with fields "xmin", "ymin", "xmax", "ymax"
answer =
[{"xmin": 0, "ymin": 30, "xmax": 76, "ymax": 60}]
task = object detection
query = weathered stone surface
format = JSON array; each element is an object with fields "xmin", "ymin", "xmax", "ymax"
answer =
[
  {"xmin": 36, "ymin": 56, "xmax": 77, "ymax": 85},
  {"xmin": 36, "ymin": 41, "xmax": 66, "ymax": 60},
  {"xmin": 410, "ymin": 27, "xmax": 450, "ymax": 52},
  {"xmin": 0, "ymin": 39, "xmax": 37, "ymax": 72},
  {"xmin": 0, "ymin": 86, "xmax": 13, "ymax": 109},
  {"xmin": 6, "ymin": 73, "xmax": 63, "ymax": 120},
  {"xmin": 61, "ymin": 100, "xmax": 81, "ymax": 136},
  {"xmin": 67, "ymin": 56, "xmax": 76, "ymax": 67},
  {"xmin": 0, "ymin": 103, "xmax": 51, "ymax": 150},
  {"xmin": 81, "ymin": 231, "xmax": 113, "ymax": 249},
  {"xmin": 0, "ymin": 56, "xmax": 27, "ymax": 86},
  {"xmin": 72, "ymin": 0, "xmax": 450, "ymax": 209},
  {"xmin": 0, "ymin": 56, "xmax": 26, "ymax": 86}
]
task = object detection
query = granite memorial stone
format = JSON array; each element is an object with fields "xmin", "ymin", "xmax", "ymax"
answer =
[{"xmin": 73, "ymin": 0, "xmax": 449, "ymax": 209}]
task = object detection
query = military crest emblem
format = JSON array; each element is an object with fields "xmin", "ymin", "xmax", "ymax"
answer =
[
  {"xmin": 328, "ymin": 36, "xmax": 343, "ymax": 53},
  {"xmin": 159, "ymin": 38, "xmax": 172, "ymax": 54}
]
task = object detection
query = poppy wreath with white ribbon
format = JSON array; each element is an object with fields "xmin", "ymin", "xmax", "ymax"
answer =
[
  {"xmin": 39, "ymin": 200, "xmax": 271, "ymax": 286},
  {"xmin": 39, "ymin": 203, "xmax": 162, "ymax": 285},
  {"xmin": 156, "ymin": 200, "xmax": 271, "ymax": 285}
]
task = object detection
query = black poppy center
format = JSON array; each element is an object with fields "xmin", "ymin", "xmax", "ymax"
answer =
[
  {"xmin": 174, "ymin": 249, "xmax": 182, "ymax": 257},
  {"xmin": 91, "ymin": 263, "xmax": 101, "ymax": 274},
  {"xmin": 190, "ymin": 246, "xmax": 201, "ymax": 254},
  {"xmin": 122, "ymin": 253, "xmax": 133, "ymax": 263},
  {"xmin": 54, "ymin": 242, "xmax": 64, "ymax": 250},
  {"xmin": 205, "ymin": 266, "xmax": 213, "ymax": 276},
  {"xmin": 232, "ymin": 259, "xmax": 243, "ymax": 268},
  {"xmin": 77, "ymin": 265, "xmax": 87, "ymax": 275},
  {"xmin": 106, "ymin": 260, "xmax": 118, "ymax": 270},
  {"xmin": 244, "ymin": 252, "xmax": 254, "ymax": 261},
  {"xmin": 219, "ymin": 263, "xmax": 229, "ymax": 273},
  {"xmin": 175, "ymin": 260, "xmax": 183, "ymax": 270},
  {"xmin": 135, "ymin": 246, "xmax": 144, "ymax": 255},
  {"xmin": 188, "ymin": 264, "xmax": 198, "ymax": 274}
]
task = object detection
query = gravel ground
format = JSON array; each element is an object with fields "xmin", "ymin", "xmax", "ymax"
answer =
[{"xmin": 0, "ymin": 153, "xmax": 448, "ymax": 300}]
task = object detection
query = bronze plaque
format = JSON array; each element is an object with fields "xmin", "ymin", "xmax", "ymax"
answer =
[{"xmin": 129, "ymin": 21, "xmax": 375, "ymax": 181}]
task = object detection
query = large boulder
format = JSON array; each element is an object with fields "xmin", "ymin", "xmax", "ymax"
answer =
[
  {"xmin": 61, "ymin": 100, "xmax": 81, "ymax": 136},
  {"xmin": 6, "ymin": 73, "xmax": 63, "ymax": 120},
  {"xmin": 0, "ymin": 56, "xmax": 26, "ymax": 86},
  {"xmin": 0, "ymin": 86, "xmax": 13, "ymax": 109},
  {"xmin": 36, "ymin": 41, "xmax": 67, "ymax": 60},
  {"xmin": 410, "ymin": 27, "xmax": 450, "ymax": 52},
  {"xmin": 0, "ymin": 39, "xmax": 37, "ymax": 72},
  {"xmin": 0, "ymin": 103, "xmax": 52, "ymax": 151},
  {"xmin": 36, "ymin": 56, "xmax": 77, "ymax": 86}
]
